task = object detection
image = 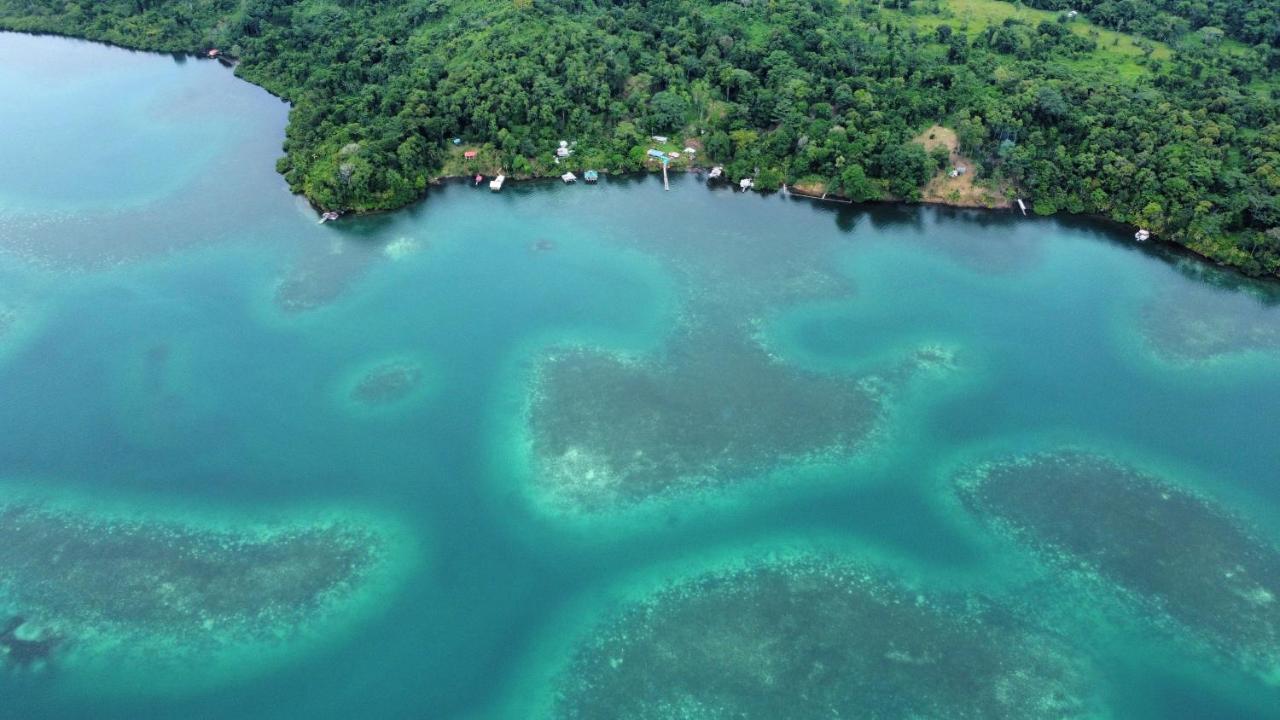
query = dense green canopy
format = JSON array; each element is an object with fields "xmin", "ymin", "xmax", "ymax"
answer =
[{"xmin": 2, "ymin": 0, "xmax": 1278, "ymax": 276}]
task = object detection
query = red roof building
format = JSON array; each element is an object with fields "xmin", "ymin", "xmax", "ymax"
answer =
[{"xmin": 463, "ymin": 150, "xmax": 478, "ymax": 159}]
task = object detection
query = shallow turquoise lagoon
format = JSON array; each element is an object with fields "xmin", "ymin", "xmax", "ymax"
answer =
[{"xmin": 1, "ymin": 32, "xmax": 1278, "ymax": 719}]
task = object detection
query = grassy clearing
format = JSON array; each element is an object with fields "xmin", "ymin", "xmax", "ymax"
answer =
[{"xmin": 883, "ymin": 0, "xmax": 1170, "ymax": 81}]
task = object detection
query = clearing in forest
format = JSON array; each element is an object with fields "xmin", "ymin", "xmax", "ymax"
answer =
[{"xmin": 913, "ymin": 125, "xmax": 1011, "ymax": 209}]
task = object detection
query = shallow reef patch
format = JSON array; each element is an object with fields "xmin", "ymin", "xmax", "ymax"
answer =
[
  {"xmin": 1138, "ymin": 281, "xmax": 1280, "ymax": 365},
  {"xmin": 351, "ymin": 360, "xmax": 424, "ymax": 406},
  {"xmin": 527, "ymin": 325, "xmax": 955, "ymax": 513},
  {"xmin": 0, "ymin": 615, "xmax": 60, "ymax": 672},
  {"xmin": 955, "ymin": 451, "xmax": 1280, "ymax": 680},
  {"xmin": 274, "ymin": 238, "xmax": 379, "ymax": 314},
  {"xmin": 0, "ymin": 485, "xmax": 412, "ymax": 688},
  {"xmin": 334, "ymin": 354, "xmax": 431, "ymax": 417},
  {"xmin": 382, "ymin": 236, "xmax": 423, "ymax": 261},
  {"xmin": 553, "ymin": 556, "xmax": 1099, "ymax": 719},
  {"xmin": 520, "ymin": 205, "xmax": 970, "ymax": 516}
]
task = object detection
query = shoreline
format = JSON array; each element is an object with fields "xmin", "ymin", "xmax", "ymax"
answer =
[
  {"xmin": 426, "ymin": 169, "xmax": 1276, "ymax": 286},
  {"xmin": 4, "ymin": 27, "xmax": 1275, "ymax": 284}
]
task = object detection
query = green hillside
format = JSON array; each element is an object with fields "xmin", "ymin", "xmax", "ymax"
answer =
[{"xmin": 2, "ymin": 0, "xmax": 1278, "ymax": 276}]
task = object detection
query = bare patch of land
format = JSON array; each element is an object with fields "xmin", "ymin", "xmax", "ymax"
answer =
[{"xmin": 914, "ymin": 125, "xmax": 1012, "ymax": 209}]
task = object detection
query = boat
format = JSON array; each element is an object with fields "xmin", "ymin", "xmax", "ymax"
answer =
[
  {"xmin": 708, "ymin": 166, "xmax": 723, "ymax": 180},
  {"xmin": 474, "ymin": 173, "xmax": 483, "ymax": 186},
  {"xmin": 1135, "ymin": 228, "xmax": 1151, "ymax": 242},
  {"xmin": 490, "ymin": 174, "xmax": 505, "ymax": 192},
  {"xmin": 317, "ymin": 210, "xmax": 340, "ymax": 224}
]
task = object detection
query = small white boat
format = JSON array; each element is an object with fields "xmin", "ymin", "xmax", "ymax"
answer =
[
  {"xmin": 490, "ymin": 174, "xmax": 505, "ymax": 192},
  {"xmin": 1135, "ymin": 228, "xmax": 1151, "ymax": 242}
]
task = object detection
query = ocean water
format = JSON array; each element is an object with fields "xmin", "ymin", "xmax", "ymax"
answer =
[{"xmin": 1, "ymin": 31, "xmax": 1279, "ymax": 719}]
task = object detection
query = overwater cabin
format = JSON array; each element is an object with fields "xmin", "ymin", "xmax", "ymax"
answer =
[
  {"xmin": 490, "ymin": 174, "xmax": 505, "ymax": 191},
  {"xmin": 584, "ymin": 170, "xmax": 599, "ymax": 183},
  {"xmin": 562, "ymin": 172, "xmax": 577, "ymax": 183}
]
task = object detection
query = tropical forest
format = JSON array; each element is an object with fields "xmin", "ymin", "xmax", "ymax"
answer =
[{"xmin": 2, "ymin": 0, "xmax": 1278, "ymax": 275}]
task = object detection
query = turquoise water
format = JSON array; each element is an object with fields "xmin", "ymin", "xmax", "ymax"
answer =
[{"xmin": 2, "ymin": 31, "xmax": 1279, "ymax": 718}]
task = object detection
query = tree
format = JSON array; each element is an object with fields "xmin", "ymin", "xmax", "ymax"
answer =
[
  {"xmin": 648, "ymin": 91, "xmax": 689, "ymax": 132},
  {"xmin": 841, "ymin": 164, "xmax": 879, "ymax": 202}
]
